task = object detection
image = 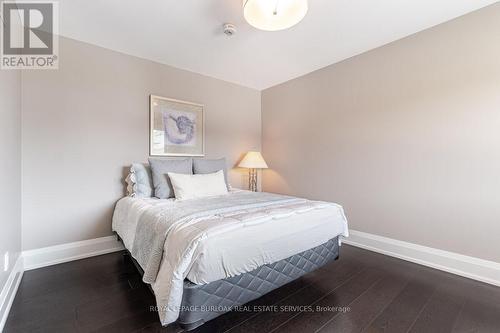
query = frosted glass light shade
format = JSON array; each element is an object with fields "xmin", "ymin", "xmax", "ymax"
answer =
[
  {"xmin": 238, "ymin": 151, "xmax": 268, "ymax": 169},
  {"xmin": 243, "ymin": 0, "xmax": 308, "ymax": 31}
]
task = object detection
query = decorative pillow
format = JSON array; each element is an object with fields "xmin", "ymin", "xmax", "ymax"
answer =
[
  {"xmin": 168, "ymin": 170, "xmax": 228, "ymax": 200},
  {"xmin": 149, "ymin": 158, "xmax": 193, "ymax": 199},
  {"xmin": 125, "ymin": 163, "xmax": 153, "ymax": 198},
  {"xmin": 193, "ymin": 158, "xmax": 230, "ymax": 190}
]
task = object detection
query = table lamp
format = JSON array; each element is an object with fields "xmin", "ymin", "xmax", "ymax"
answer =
[{"xmin": 238, "ymin": 151, "xmax": 268, "ymax": 192}]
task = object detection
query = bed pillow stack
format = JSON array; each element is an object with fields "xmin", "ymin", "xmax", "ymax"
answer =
[
  {"xmin": 168, "ymin": 170, "xmax": 228, "ymax": 200},
  {"xmin": 147, "ymin": 157, "xmax": 229, "ymax": 199},
  {"xmin": 193, "ymin": 158, "xmax": 230, "ymax": 190},
  {"xmin": 149, "ymin": 158, "xmax": 193, "ymax": 199},
  {"xmin": 125, "ymin": 163, "xmax": 154, "ymax": 198}
]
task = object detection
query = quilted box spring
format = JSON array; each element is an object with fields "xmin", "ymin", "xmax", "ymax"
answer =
[{"xmin": 178, "ymin": 236, "xmax": 340, "ymax": 330}]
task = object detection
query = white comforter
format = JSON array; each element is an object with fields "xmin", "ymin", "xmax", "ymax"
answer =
[{"xmin": 112, "ymin": 190, "xmax": 349, "ymax": 325}]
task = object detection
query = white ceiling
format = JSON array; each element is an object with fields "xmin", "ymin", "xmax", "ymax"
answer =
[{"xmin": 59, "ymin": 0, "xmax": 498, "ymax": 90}]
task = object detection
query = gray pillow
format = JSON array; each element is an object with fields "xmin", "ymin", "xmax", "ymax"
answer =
[
  {"xmin": 125, "ymin": 163, "xmax": 153, "ymax": 198},
  {"xmin": 149, "ymin": 158, "xmax": 193, "ymax": 198},
  {"xmin": 193, "ymin": 158, "xmax": 229, "ymax": 190}
]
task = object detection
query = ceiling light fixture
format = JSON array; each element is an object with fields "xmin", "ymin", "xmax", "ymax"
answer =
[
  {"xmin": 223, "ymin": 23, "xmax": 237, "ymax": 36},
  {"xmin": 243, "ymin": 0, "xmax": 308, "ymax": 31}
]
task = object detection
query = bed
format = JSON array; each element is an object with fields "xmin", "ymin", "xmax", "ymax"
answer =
[{"xmin": 112, "ymin": 162, "xmax": 349, "ymax": 330}]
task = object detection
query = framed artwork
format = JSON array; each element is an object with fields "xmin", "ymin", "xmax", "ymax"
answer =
[{"xmin": 149, "ymin": 95, "xmax": 205, "ymax": 156}]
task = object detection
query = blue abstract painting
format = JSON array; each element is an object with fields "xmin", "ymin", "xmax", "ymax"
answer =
[
  {"xmin": 163, "ymin": 110, "xmax": 197, "ymax": 147},
  {"xmin": 150, "ymin": 95, "xmax": 204, "ymax": 156}
]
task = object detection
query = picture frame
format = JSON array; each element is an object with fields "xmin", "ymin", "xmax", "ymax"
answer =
[{"xmin": 149, "ymin": 95, "xmax": 205, "ymax": 157}]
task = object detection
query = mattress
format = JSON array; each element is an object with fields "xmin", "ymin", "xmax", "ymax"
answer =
[{"xmin": 112, "ymin": 190, "xmax": 349, "ymax": 325}]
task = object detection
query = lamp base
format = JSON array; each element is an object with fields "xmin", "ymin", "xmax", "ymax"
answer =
[{"xmin": 249, "ymin": 168, "xmax": 258, "ymax": 192}]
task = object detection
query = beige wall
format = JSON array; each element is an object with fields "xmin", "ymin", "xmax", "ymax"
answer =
[
  {"xmin": 21, "ymin": 37, "xmax": 261, "ymax": 250},
  {"xmin": 262, "ymin": 4, "xmax": 500, "ymax": 262},
  {"xmin": 0, "ymin": 70, "xmax": 22, "ymax": 293}
]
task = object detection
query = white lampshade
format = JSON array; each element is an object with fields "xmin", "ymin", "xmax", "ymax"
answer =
[
  {"xmin": 238, "ymin": 151, "xmax": 268, "ymax": 169},
  {"xmin": 243, "ymin": 0, "xmax": 308, "ymax": 31}
]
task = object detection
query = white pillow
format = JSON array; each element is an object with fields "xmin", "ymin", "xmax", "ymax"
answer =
[{"xmin": 168, "ymin": 170, "xmax": 228, "ymax": 200}]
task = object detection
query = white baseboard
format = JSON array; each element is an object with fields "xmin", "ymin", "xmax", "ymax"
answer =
[
  {"xmin": 0, "ymin": 255, "xmax": 24, "ymax": 332},
  {"xmin": 23, "ymin": 236, "xmax": 125, "ymax": 271},
  {"xmin": 343, "ymin": 230, "xmax": 500, "ymax": 287}
]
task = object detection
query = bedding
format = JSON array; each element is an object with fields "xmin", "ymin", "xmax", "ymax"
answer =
[
  {"xmin": 193, "ymin": 158, "xmax": 230, "ymax": 189},
  {"xmin": 149, "ymin": 158, "xmax": 193, "ymax": 199},
  {"xmin": 168, "ymin": 170, "xmax": 228, "ymax": 200},
  {"xmin": 125, "ymin": 163, "xmax": 153, "ymax": 198},
  {"xmin": 112, "ymin": 190, "xmax": 349, "ymax": 325}
]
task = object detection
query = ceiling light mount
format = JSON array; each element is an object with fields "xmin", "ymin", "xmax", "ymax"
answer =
[
  {"xmin": 223, "ymin": 23, "xmax": 237, "ymax": 36},
  {"xmin": 243, "ymin": 0, "xmax": 308, "ymax": 31}
]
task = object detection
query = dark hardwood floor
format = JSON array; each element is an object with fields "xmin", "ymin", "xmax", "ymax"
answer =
[{"xmin": 5, "ymin": 245, "xmax": 500, "ymax": 333}]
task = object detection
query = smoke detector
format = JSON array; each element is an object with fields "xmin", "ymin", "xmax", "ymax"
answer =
[{"xmin": 223, "ymin": 23, "xmax": 237, "ymax": 36}]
